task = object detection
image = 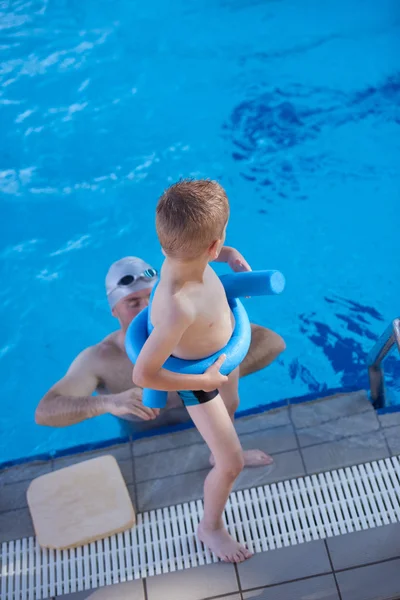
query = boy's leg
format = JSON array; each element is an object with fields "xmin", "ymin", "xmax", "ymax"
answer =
[
  {"xmin": 216, "ymin": 367, "xmax": 273, "ymax": 466},
  {"xmin": 187, "ymin": 395, "xmax": 253, "ymax": 563}
]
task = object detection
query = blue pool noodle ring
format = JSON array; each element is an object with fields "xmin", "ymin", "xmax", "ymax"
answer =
[{"xmin": 125, "ymin": 270, "xmax": 285, "ymax": 408}]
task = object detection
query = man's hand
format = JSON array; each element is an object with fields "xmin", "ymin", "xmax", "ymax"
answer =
[{"xmin": 106, "ymin": 389, "xmax": 160, "ymax": 420}]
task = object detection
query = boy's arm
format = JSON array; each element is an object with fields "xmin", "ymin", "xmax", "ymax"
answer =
[
  {"xmin": 132, "ymin": 300, "xmax": 227, "ymax": 392},
  {"xmin": 213, "ymin": 246, "xmax": 251, "ymax": 272}
]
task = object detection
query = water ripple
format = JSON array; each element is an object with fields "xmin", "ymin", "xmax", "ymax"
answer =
[{"xmin": 224, "ymin": 75, "xmax": 400, "ymax": 197}]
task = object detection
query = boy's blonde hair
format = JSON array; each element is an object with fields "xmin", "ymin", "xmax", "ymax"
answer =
[{"xmin": 156, "ymin": 179, "xmax": 230, "ymax": 259}]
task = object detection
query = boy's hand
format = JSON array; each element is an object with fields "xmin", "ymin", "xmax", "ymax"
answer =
[
  {"xmin": 226, "ymin": 248, "xmax": 252, "ymax": 273},
  {"xmin": 202, "ymin": 354, "xmax": 228, "ymax": 391},
  {"xmin": 214, "ymin": 246, "xmax": 251, "ymax": 272}
]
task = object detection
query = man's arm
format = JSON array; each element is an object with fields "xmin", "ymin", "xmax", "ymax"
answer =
[
  {"xmin": 35, "ymin": 347, "xmax": 106, "ymax": 427},
  {"xmin": 240, "ymin": 324, "xmax": 286, "ymax": 378},
  {"xmin": 35, "ymin": 347, "xmax": 157, "ymax": 427},
  {"xmin": 133, "ymin": 301, "xmax": 227, "ymax": 392}
]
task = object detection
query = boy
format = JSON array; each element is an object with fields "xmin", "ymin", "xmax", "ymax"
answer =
[{"xmin": 132, "ymin": 179, "xmax": 271, "ymax": 563}]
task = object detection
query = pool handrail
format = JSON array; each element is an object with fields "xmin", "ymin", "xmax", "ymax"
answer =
[{"xmin": 367, "ymin": 317, "xmax": 400, "ymax": 409}]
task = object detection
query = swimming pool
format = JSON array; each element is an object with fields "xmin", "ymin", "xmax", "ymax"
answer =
[{"xmin": 1, "ymin": 0, "xmax": 399, "ymax": 465}]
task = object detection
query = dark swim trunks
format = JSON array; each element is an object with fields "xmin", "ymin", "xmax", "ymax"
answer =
[{"xmin": 178, "ymin": 389, "xmax": 219, "ymax": 407}]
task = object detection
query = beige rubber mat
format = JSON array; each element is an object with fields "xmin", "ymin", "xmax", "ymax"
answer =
[{"xmin": 27, "ymin": 455, "xmax": 135, "ymax": 550}]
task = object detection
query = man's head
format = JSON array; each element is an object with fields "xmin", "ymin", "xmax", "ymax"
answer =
[
  {"xmin": 156, "ymin": 179, "xmax": 230, "ymax": 261},
  {"xmin": 106, "ymin": 257, "xmax": 158, "ymax": 327}
]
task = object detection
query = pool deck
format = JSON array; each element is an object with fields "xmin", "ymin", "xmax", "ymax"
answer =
[{"xmin": 1, "ymin": 390, "xmax": 400, "ymax": 600}]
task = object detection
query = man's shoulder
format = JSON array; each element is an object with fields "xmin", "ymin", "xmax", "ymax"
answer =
[
  {"xmin": 93, "ymin": 332, "xmax": 122, "ymax": 359},
  {"xmin": 76, "ymin": 332, "xmax": 121, "ymax": 365}
]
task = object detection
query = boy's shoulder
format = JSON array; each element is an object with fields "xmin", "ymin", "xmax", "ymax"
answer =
[{"xmin": 159, "ymin": 285, "xmax": 198, "ymax": 326}]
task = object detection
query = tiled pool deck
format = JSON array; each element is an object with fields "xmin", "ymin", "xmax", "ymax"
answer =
[{"xmin": 1, "ymin": 390, "xmax": 400, "ymax": 600}]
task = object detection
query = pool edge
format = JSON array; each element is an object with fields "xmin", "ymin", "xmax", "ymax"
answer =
[{"xmin": 1, "ymin": 385, "xmax": 398, "ymax": 470}]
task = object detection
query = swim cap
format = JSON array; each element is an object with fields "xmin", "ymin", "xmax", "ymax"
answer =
[{"xmin": 106, "ymin": 257, "xmax": 158, "ymax": 309}]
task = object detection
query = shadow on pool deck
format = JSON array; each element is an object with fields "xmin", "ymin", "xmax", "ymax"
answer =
[{"xmin": 1, "ymin": 390, "xmax": 400, "ymax": 600}]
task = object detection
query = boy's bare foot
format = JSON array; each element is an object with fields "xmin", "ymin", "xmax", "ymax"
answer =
[
  {"xmin": 210, "ymin": 449, "xmax": 273, "ymax": 468},
  {"xmin": 198, "ymin": 522, "xmax": 253, "ymax": 563}
]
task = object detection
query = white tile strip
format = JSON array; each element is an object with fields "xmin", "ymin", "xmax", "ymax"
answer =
[{"xmin": 1, "ymin": 456, "xmax": 400, "ymax": 599}]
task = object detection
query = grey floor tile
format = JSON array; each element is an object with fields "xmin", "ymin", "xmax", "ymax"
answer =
[
  {"xmin": 240, "ymin": 425, "xmax": 298, "ymax": 455},
  {"xmin": 137, "ymin": 468, "xmax": 208, "ymax": 511},
  {"xmin": 290, "ymin": 391, "xmax": 370, "ymax": 429},
  {"xmin": 118, "ymin": 460, "xmax": 136, "ymax": 485},
  {"xmin": 237, "ymin": 540, "xmax": 331, "ymax": 589},
  {"xmin": 336, "ymin": 558, "xmax": 400, "ymax": 600},
  {"xmin": 136, "ymin": 450, "xmax": 305, "ymax": 512},
  {"xmin": 52, "ymin": 442, "xmax": 132, "ymax": 468},
  {"xmin": 233, "ymin": 450, "xmax": 305, "ymax": 492},
  {"xmin": 379, "ymin": 411, "xmax": 400, "ymax": 428},
  {"xmin": 296, "ymin": 410, "xmax": 380, "ymax": 448},
  {"xmin": 138, "ymin": 450, "xmax": 304, "ymax": 512},
  {"xmin": 53, "ymin": 455, "xmax": 134, "ymax": 485},
  {"xmin": 56, "ymin": 581, "xmax": 146, "ymax": 599},
  {"xmin": 302, "ymin": 431, "xmax": 390, "ymax": 474},
  {"xmin": 146, "ymin": 562, "xmax": 238, "ymax": 600},
  {"xmin": 127, "ymin": 483, "xmax": 138, "ymax": 512},
  {"xmin": 133, "ymin": 407, "xmax": 291, "ymax": 459},
  {"xmin": 384, "ymin": 426, "xmax": 400, "ymax": 455},
  {"xmin": 235, "ymin": 406, "xmax": 291, "ymax": 436},
  {"xmin": 243, "ymin": 574, "xmax": 339, "ymax": 600},
  {"xmin": 0, "ymin": 479, "xmax": 30, "ymax": 512},
  {"xmin": 55, "ymin": 591, "xmax": 90, "ymax": 600},
  {"xmin": 327, "ymin": 523, "xmax": 400, "ymax": 570},
  {"xmin": 84, "ymin": 579, "xmax": 144, "ymax": 598},
  {"xmin": 134, "ymin": 422, "xmax": 296, "ymax": 483},
  {"xmin": 0, "ymin": 460, "xmax": 52, "ymax": 484},
  {"xmin": 133, "ymin": 427, "xmax": 202, "ymax": 457},
  {"xmin": 135, "ymin": 442, "xmax": 209, "ymax": 482},
  {"xmin": 0, "ymin": 507, "xmax": 34, "ymax": 543}
]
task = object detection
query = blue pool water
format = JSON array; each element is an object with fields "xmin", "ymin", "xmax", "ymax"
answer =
[{"xmin": 1, "ymin": 0, "xmax": 399, "ymax": 465}]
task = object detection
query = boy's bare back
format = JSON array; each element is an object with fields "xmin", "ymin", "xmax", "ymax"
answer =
[{"xmin": 151, "ymin": 264, "xmax": 234, "ymax": 361}]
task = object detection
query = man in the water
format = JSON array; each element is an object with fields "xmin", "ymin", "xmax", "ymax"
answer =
[{"xmin": 35, "ymin": 256, "xmax": 285, "ymax": 432}]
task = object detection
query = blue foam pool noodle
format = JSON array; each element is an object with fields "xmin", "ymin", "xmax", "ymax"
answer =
[
  {"xmin": 220, "ymin": 270, "xmax": 285, "ymax": 298},
  {"xmin": 125, "ymin": 270, "xmax": 285, "ymax": 408}
]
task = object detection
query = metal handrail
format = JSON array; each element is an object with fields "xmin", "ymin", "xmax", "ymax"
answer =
[{"xmin": 367, "ymin": 317, "xmax": 400, "ymax": 408}]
